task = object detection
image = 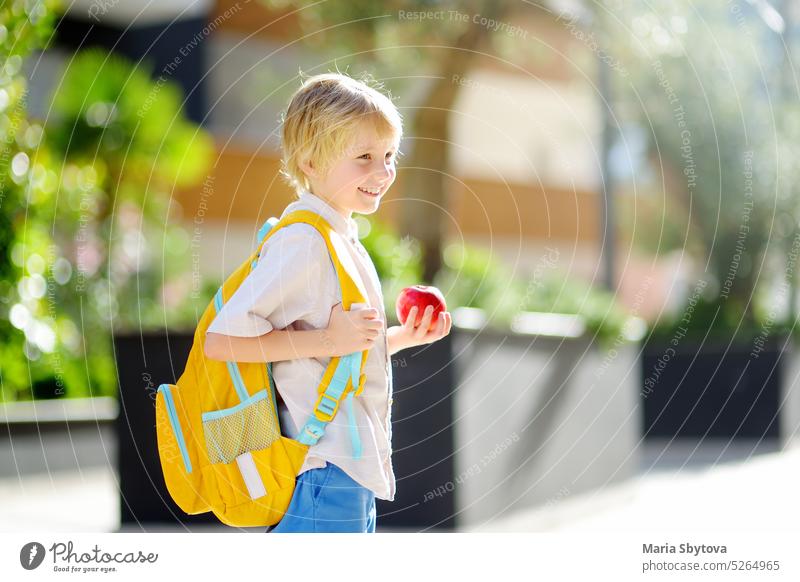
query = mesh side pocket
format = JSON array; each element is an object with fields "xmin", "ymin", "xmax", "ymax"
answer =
[{"xmin": 202, "ymin": 391, "xmax": 281, "ymax": 465}]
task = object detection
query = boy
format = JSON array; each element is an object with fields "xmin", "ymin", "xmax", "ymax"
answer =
[{"xmin": 204, "ymin": 72, "xmax": 452, "ymax": 532}]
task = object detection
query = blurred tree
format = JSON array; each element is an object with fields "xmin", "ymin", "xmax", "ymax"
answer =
[
  {"xmin": 31, "ymin": 47, "xmax": 215, "ymax": 399},
  {"xmin": 592, "ymin": 0, "xmax": 797, "ymax": 335},
  {"xmin": 0, "ymin": 0, "xmax": 60, "ymax": 399},
  {"xmin": 46, "ymin": 48, "xmax": 215, "ymax": 332},
  {"xmin": 773, "ymin": 0, "xmax": 800, "ymax": 324},
  {"xmin": 0, "ymin": 2, "xmax": 215, "ymax": 401}
]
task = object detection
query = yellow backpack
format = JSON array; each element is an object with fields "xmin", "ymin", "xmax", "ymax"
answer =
[{"xmin": 155, "ymin": 209, "xmax": 369, "ymax": 527}]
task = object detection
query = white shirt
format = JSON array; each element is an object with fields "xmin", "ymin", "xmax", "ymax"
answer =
[{"xmin": 206, "ymin": 190, "xmax": 396, "ymax": 501}]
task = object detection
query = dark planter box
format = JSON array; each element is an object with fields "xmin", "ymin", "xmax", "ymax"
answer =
[
  {"xmin": 114, "ymin": 330, "xmax": 219, "ymax": 527},
  {"xmin": 115, "ymin": 330, "xmax": 455, "ymax": 530},
  {"xmin": 378, "ymin": 333, "xmax": 456, "ymax": 530},
  {"xmin": 641, "ymin": 338, "xmax": 787, "ymax": 440}
]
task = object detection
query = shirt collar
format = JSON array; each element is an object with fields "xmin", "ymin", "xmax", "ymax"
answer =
[{"xmin": 292, "ymin": 190, "xmax": 360, "ymax": 241}]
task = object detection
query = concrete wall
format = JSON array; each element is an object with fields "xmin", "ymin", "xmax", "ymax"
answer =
[{"xmin": 451, "ymin": 331, "xmax": 640, "ymax": 527}]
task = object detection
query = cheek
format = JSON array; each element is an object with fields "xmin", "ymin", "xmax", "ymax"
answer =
[
  {"xmin": 351, "ymin": 171, "xmax": 370, "ymax": 190},
  {"xmin": 334, "ymin": 166, "xmax": 365, "ymax": 189}
]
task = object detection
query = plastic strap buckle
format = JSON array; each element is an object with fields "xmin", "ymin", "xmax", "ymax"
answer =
[
  {"xmin": 297, "ymin": 418, "xmax": 326, "ymax": 445},
  {"xmin": 314, "ymin": 393, "xmax": 340, "ymax": 422}
]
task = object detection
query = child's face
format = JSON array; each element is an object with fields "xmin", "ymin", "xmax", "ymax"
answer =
[{"xmin": 305, "ymin": 120, "xmax": 400, "ymax": 219}]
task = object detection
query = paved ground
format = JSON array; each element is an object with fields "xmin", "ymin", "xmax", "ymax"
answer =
[
  {"xmin": 0, "ymin": 436, "xmax": 797, "ymax": 532},
  {"xmin": 469, "ymin": 439, "xmax": 799, "ymax": 532},
  {"xmin": 0, "ymin": 467, "xmax": 119, "ymax": 532}
]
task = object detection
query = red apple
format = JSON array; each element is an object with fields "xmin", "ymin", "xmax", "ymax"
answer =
[{"xmin": 396, "ymin": 285, "xmax": 447, "ymax": 332}]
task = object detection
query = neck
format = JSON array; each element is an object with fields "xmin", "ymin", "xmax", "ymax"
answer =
[{"xmin": 309, "ymin": 189, "xmax": 352, "ymax": 220}]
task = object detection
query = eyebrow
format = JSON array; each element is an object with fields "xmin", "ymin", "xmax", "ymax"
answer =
[{"xmin": 353, "ymin": 143, "xmax": 399, "ymax": 152}]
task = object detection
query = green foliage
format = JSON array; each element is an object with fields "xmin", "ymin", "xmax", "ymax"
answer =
[
  {"xmin": 433, "ymin": 243, "xmax": 521, "ymax": 325},
  {"xmin": 601, "ymin": 0, "xmax": 797, "ymax": 335},
  {"xmin": 647, "ymin": 293, "xmax": 797, "ymax": 346},
  {"xmin": 0, "ymin": 0, "xmax": 61, "ymax": 401},
  {"xmin": 0, "ymin": 32, "xmax": 215, "ymax": 401},
  {"xmin": 518, "ymin": 271, "xmax": 631, "ymax": 347},
  {"xmin": 360, "ymin": 218, "xmax": 629, "ymax": 343},
  {"xmin": 259, "ymin": 0, "xmax": 475, "ymax": 65},
  {"xmin": 49, "ymin": 48, "xmax": 212, "ymax": 190},
  {"xmin": 433, "ymin": 242, "xmax": 630, "ymax": 345},
  {"xmin": 618, "ymin": 188, "xmax": 698, "ymax": 257},
  {"xmin": 357, "ymin": 215, "xmax": 422, "ymax": 320}
]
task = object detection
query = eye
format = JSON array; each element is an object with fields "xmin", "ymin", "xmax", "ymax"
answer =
[{"xmin": 358, "ymin": 153, "xmax": 371, "ymax": 160}]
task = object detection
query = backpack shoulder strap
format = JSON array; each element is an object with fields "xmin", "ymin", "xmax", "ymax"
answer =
[
  {"xmin": 258, "ymin": 210, "xmax": 367, "ymax": 310},
  {"xmin": 247, "ymin": 210, "xmax": 371, "ymax": 458}
]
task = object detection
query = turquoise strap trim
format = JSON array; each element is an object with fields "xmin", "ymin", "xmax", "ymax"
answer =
[
  {"xmin": 346, "ymin": 353, "xmax": 363, "ymax": 459},
  {"xmin": 266, "ymin": 362, "xmax": 278, "ymax": 418},
  {"xmin": 267, "ymin": 362, "xmax": 276, "ymax": 395},
  {"xmin": 345, "ymin": 391, "xmax": 362, "ymax": 460},
  {"xmin": 350, "ymin": 353, "xmax": 360, "ymax": 390},
  {"xmin": 257, "ymin": 217, "xmax": 277, "ymax": 241},
  {"xmin": 200, "ymin": 389, "xmax": 268, "ymax": 422},
  {"xmin": 214, "ymin": 287, "xmax": 224, "ymax": 312},
  {"xmin": 297, "ymin": 416, "xmax": 327, "ymax": 446},
  {"xmin": 252, "ymin": 218, "xmax": 278, "ymax": 270},
  {"xmin": 158, "ymin": 384, "xmax": 193, "ymax": 474},
  {"xmin": 319, "ymin": 354, "xmax": 354, "ymax": 406},
  {"xmin": 297, "ymin": 355, "xmax": 352, "ymax": 444},
  {"xmin": 296, "ymin": 353, "xmax": 363, "ymax": 458},
  {"xmin": 225, "ymin": 361, "xmax": 250, "ymax": 403},
  {"xmin": 213, "ymin": 286, "xmax": 250, "ymax": 403}
]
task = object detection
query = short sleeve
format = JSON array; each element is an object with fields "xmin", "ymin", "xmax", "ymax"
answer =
[{"xmin": 206, "ymin": 224, "xmax": 333, "ymax": 338}]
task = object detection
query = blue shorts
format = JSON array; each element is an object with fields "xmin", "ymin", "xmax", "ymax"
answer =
[{"xmin": 268, "ymin": 462, "xmax": 376, "ymax": 533}]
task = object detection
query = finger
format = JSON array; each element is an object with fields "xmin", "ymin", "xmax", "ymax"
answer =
[
  {"xmin": 421, "ymin": 305, "xmax": 435, "ymax": 328},
  {"xmin": 415, "ymin": 306, "xmax": 434, "ymax": 339},
  {"xmin": 360, "ymin": 308, "xmax": 380, "ymax": 319},
  {"xmin": 358, "ymin": 321, "xmax": 382, "ymax": 334},
  {"xmin": 445, "ymin": 312, "xmax": 452, "ymax": 334},
  {"xmin": 405, "ymin": 306, "xmax": 418, "ymax": 329},
  {"xmin": 431, "ymin": 314, "xmax": 444, "ymax": 338}
]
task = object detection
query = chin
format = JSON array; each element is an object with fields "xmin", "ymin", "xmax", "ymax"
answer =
[{"xmin": 356, "ymin": 204, "xmax": 380, "ymax": 215}]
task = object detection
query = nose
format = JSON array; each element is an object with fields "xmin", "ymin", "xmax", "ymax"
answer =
[{"xmin": 375, "ymin": 160, "xmax": 394, "ymax": 182}]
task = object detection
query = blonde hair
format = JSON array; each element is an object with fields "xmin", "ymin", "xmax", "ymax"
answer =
[{"xmin": 280, "ymin": 72, "xmax": 403, "ymax": 194}]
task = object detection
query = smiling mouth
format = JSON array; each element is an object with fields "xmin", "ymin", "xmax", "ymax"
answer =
[{"xmin": 357, "ymin": 186, "xmax": 382, "ymax": 197}]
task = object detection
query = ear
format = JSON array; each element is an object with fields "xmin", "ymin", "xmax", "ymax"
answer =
[{"xmin": 298, "ymin": 158, "xmax": 316, "ymax": 178}]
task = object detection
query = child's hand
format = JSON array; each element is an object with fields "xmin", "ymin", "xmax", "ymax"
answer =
[
  {"xmin": 324, "ymin": 302, "xmax": 384, "ymax": 356},
  {"xmin": 388, "ymin": 305, "xmax": 452, "ymax": 354}
]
